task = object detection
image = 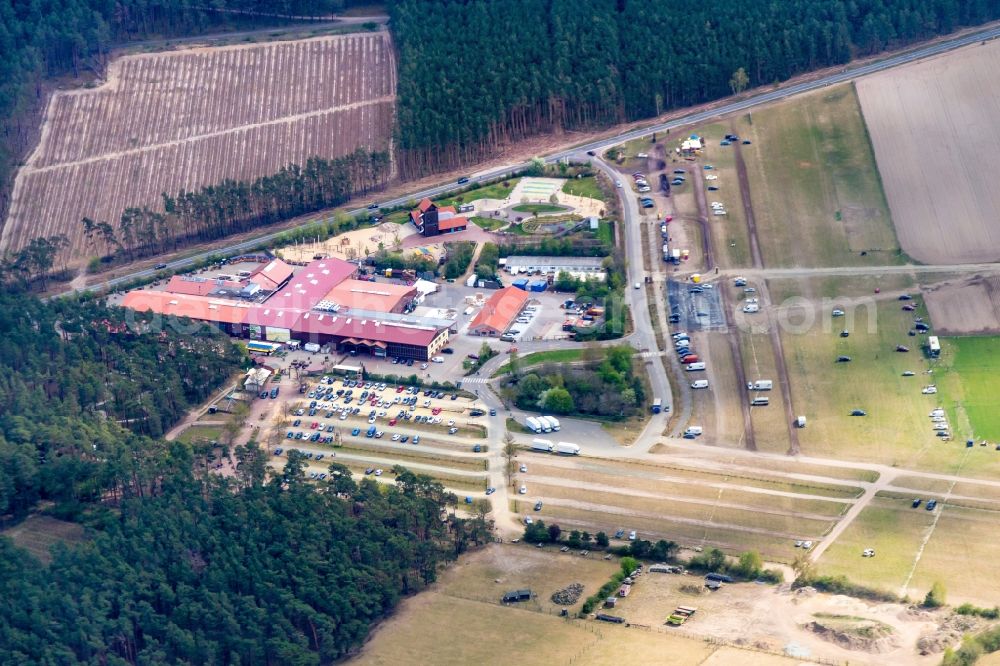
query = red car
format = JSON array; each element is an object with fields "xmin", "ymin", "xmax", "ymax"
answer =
[
  {"xmin": 396, "ymin": 385, "xmax": 405, "ymax": 393},
  {"xmin": 389, "ymin": 418, "xmax": 397, "ymax": 426},
  {"xmin": 432, "ymin": 407, "xmax": 442, "ymax": 415},
  {"xmin": 310, "ymin": 422, "xmax": 319, "ymax": 429}
]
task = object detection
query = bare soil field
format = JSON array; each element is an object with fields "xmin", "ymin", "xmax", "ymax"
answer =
[
  {"xmin": 0, "ymin": 32, "xmax": 395, "ymax": 263},
  {"xmin": 857, "ymin": 39, "xmax": 1000, "ymax": 264},
  {"xmin": 923, "ymin": 276, "xmax": 1000, "ymax": 335}
]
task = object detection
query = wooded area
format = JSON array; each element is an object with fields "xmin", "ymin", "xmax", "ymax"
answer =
[
  {"xmin": 0, "ymin": 294, "xmax": 486, "ymax": 663},
  {"xmin": 389, "ymin": 0, "xmax": 1000, "ymax": 176}
]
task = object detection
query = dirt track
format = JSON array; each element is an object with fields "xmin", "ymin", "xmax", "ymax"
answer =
[{"xmin": 857, "ymin": 39, "xmax": 1000, "ymax": 264}]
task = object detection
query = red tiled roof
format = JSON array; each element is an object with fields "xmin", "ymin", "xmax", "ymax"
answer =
[
  {"xmin": 250, "ymin": 258, "xmax": 294, "ymax": 291},
  {"xmin": 437, "ymin": 205, "xmax": 457, "ymax": 215},
  {"xmin": 121, "ymin": 290, "xmax": 253, "ymax": 326},
  {"xmin": 244, "ymin": 305, "xmax": 305, "ymax": 330},
  {"xmin": 469, "ymin": 287, "xmax": 529, "ymax": 334},
  {"xmin": 438, "ymin": 216, "xmax": 468, "ymax": 231},
  {"xmin": 324, "ymin": 279, "xmax": 416, "ymax": 312},
  {"xmin": 418, "ymin": 198, "xmax": 434, "ymax": 212},
  {"xmin": 268, "ymin": 258, "xmax": 357, "ymax": 310},
  {"xmin": 296, "ymin": 311, "xmax": 445, "ymax": 347},
  {"xmin": 165, "ymin": 275, "xmax": 243, "ymax": 296}
]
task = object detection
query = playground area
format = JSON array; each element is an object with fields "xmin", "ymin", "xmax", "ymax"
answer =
[
  {"xmin": 463, "ymin": 177, "xmax": 605, "ymax": 225},
  {"xmin": 276, "ymin": 222, "xmax": 441, "ymax": 265}
]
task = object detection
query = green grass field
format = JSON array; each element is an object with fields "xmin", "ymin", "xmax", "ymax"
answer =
[
  {"xmin": 492, "ymin": 349, "xmax": 584, "ymax": 377},
  {"xmin": 470, "ymin": 216, "xmax": 505, "ymax": 230},
  {"xmin": 781, "ymin": 300, "xmax": 972, "ymax": 471},
  {"xmin": 939, "ymin": 337, "xmax": 1000, "ymax": 441},
  {"xmin": 438, "ymin": 178, "xmax": 520, "ymax": 207},
  {"xmin": 743, "ymin": 84, "xmax": 901, "ymax": 268},
  {"xmin": 562, "ymin": 176, "xmax": 605, "ymax": 201},
  {"xmin": 738, "ymin": 329, "xmax": 791, "ymax": 454},
  {"xmin": 817, "ymin": 496, "xmax": 932, "ymax": 596},
  {"xmin": 512, "ymin": 203, "xmax": 566, "ymax": 214},
  {"xmin": 176, "ymin": 424, "xmax": 223, "ymax": 445}
]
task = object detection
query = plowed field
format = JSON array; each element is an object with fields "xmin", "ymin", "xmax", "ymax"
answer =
[
  {"xmin": 857, "ymin": 40, "xmax": 1000, "ymax": 264},
  {"xmin": 0, "ymin": 31, "xmax": 396, "ymax": 263}
]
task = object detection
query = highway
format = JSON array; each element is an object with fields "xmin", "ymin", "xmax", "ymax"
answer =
[{"xmin": 58, "ymin": 23, "xmax": 1000, "ymax": 298}]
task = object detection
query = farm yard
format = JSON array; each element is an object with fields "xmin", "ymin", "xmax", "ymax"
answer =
[
  {"xmin": 857, "ymin": 39, "xmax": 1000, "ymax": 265},
  {"xmin": 0, "ymin": 32, "xmax": 396, "ymax": 264}
]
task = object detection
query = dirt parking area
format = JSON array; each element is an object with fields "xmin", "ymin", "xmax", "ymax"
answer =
[
  {"xmin": 621, "ymin": 572, "xmax": 946, "ymax": 665},
  {"xmin": 857, "ymin": 40, "xmax": 1000, "ymax": 264}
]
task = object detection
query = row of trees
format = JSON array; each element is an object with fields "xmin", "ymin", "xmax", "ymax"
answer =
[
  {"xmin": 0, "ymin": 1, "xmax": 359, "ymax": 220},
  {"xmin": 389, "ymin": 0, "xmax": 1000, "ymax": 176},
  {"xmin": 0, "ymin": 294, "xmax": 484, "ymax": 662},
  {"xmin": 80, "ymin": 150, "xmax": 390, "ymax": 263}
]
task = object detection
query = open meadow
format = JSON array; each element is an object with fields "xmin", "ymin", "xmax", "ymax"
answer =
[
  {"xmin": 741, "ymin": 84, "xmax": 900, "ymax": 268},
  {"xmin": 350, "ymin": 544, "xmax": 804, "ymax": 666},
  {"xmin": 0, "ymin": 32, "xmax": 396, "ymax": 263},
  {"xmin": 857, "ymin": 39, "xmax": 1000, "ymax": 264}
]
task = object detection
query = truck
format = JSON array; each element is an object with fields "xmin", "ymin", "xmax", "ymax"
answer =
[
  {"xmin": 303, "ymin": 342, "xmax": 321, "ymax": 353},
  {"xmin": 928, "ymin": 335, "xmax": 941, "ymax": 358},
  {"xmin": 747, "ymin": 380, "xmax": 773, "ymax": 391},
  {"xmin": 541, "ymin": 416, "xmax": 561, "ymax": 431},
  {"xmin": 531, "ymin": 438, "xmax": 555, "ymax": 452},
  {"xmin": 663, "ymin": 244, "xmax": 671, "ymax": 262},
  {"xmin": 671, "ymin": 248, "xmax": 681, "ymax": 264},
  {"xmin": 555, "ymin": 441, "xmax": 580, "ymax": 455},
  {"xmin": 525, "ymin": 416, "xmax": 545, "ymax": 433},
  {"xmin": 651, "ymin": 398, "xmax": 663, "ymax": 414}
]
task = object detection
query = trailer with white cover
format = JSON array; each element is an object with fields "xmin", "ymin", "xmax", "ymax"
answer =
[
  {"xmin": 531, "ymin": 438, "xmax": 555, "ymax": 452},
  {"xmin": 555, "ymin": 441, "xmax": 580, "ymax": 455},
  {"xmin": 747, "ymin": 380, "xmax": 773, "ymax": 391},
  {"xmin": 525, "ymin": 417, "xmax": 545, "ymax": 433},
  {"xmin": 541, "ymin": 416, "xmax": 561, "ymax": 431}
]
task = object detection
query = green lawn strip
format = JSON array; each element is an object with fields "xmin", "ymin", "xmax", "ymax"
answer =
[
  {"xmin": 492, "ymin": 348, "xmax": 585, "ymax": 377},
  {"xmin": 561, "ymin": 176, "xmax": 605, "ymax": 201},
  {"xmin": 512, "ymin": 203, "xmax": 566, "ymax": 214}
]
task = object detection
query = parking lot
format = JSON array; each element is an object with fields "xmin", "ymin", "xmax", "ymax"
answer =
[{"xmin": 666, "ymin": 279, "xmax": 726, "ymax": 331}]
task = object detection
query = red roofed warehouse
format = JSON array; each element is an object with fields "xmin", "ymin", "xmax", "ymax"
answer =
[
  {"xmin": 469, "ymin": 287, "xmax": 530, "ymax": 336},
  {"xmin": 411, "ymin": 198, "xmax": 468, "ymax": 236}
]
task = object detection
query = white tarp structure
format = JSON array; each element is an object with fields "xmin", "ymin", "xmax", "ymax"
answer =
[
  {"xmin": 244, "ymin": 368, "xmax": 272, "ymax": 392},
  {"xmin": 415, "ymin": 279, "xmax": 439, "ymax": 296}
]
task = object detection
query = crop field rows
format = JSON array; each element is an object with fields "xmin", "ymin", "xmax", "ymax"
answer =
[{"xmin": 1, "ymin": 32, "xmax": 396, "ymax": 261}]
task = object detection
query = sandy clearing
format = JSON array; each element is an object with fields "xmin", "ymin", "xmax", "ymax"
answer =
[{"xmin": 857, "ymin": 40, "xmax": 1000, "ymax": 264}]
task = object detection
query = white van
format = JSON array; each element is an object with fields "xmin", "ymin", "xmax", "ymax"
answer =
[
  {"xmin": 685, "ymin": 362, "xmax": 706, "ymax": 371},
  {"xmin": 431, "ymin": 356, "xmax": 444, "ymax": 363},
  {"xmin": 683, "ymin": 426, "xmax": 703, "ymax": 436},
  {"xmin": 691, "ymin": 379, "xmax": 709, "ymax": 389},
  {"xmin": 519, "ymin": 485, "xmax": 527, "ymax": 494},
  {"xmin": 628, "ymin": 531, "xmax": 637, "ymax": 541}
]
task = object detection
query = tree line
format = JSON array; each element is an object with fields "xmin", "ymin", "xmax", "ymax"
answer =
[
  {"xmin": 388, "ymin": 0, "xmax": 1000, "ymax": 176},
  {"xmin": 80, "ymin": 149, "xmax": 390, "ymax": 264},
  {"xmin": 0, "ymin": 293, "xmax": 488, "ymax": 663}
]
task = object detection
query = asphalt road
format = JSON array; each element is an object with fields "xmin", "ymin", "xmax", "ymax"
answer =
[{"xmin": 58, "ymin": 24, "xmax": 1000, "ymax": 298}]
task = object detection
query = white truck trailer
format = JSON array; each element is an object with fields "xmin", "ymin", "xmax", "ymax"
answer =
[
  {"xmin": 531, "ymin": 438, "xmax": 554, "ymax": 452},
  {"xmin": 747, "ymin": 380, "xmax": 773, "ymax": 391},
  {"xmin": 541, "ymin": 415, "xmax": 561, "ymax": 431},
  {"xmin": 555, "ymin": 441, "xmax": 580, "ymax": 455},
  {"xmin": 525, "ymin": 417, "xmax": 545, "ymax": 433}
]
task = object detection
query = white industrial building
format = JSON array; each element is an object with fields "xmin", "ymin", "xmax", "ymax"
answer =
[{"xmin": 503, "ymin": 256, "xmax": 607, "ymax": 281}]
